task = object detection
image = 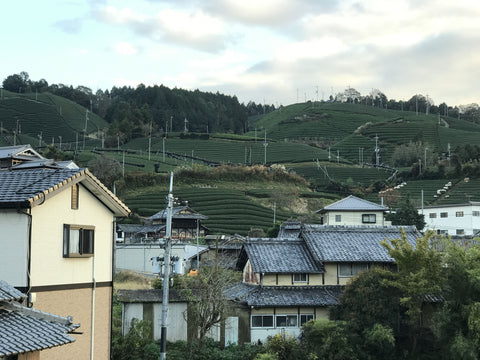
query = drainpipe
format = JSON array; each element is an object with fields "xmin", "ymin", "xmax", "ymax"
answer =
[
  {"xmin": 90, "ymin": 250, "xmax": 96, "ymax": 360},
  {"xmin": 18, "ymin": 208, "xmax": 32, "ymax": 303}
]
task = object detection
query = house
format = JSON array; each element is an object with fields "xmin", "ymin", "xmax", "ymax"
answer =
[
  {"xmin": 316, "ymin": 195, "xmax": 390, "ymax": 226},
  {"xmin": 0, "ymin": 144, "xmax": 77, "ymax": 170},
  {"xmin": 230, "ymin": 225, "xmax": 420, "ymax": 343},
  {"xmin": 146, "ymin": 205, "xmax": 208, "ymax": 239},
  {"xmin": 0, "ymin": 167, "xmax": 130, "ymax": 359},
  {"xmin": 0, "ymin": 280, "xmax": 79, "ymax": 359},
  {"xmin": 420, "ymin": 202, "xmax": 480, "ymax": 236}
]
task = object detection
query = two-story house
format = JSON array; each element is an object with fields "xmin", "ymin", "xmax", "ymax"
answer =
[
  {"xmin": 317, "ymin": 195, "xmax": 390, "ymax": 226},
  {"xmin": 231, "ymin": 225, "xmax": 419, "ymax": 343},
  {"xmin": 0, "ymin": 167, "xmax": 130, "ymax": 359},
  {"xmin": 420, "ymin": 202, "xmax": 480, "ymax": 236},
  {"xmin": 146, "ymin": 205, "xmax": 208, "ymax": 239}
]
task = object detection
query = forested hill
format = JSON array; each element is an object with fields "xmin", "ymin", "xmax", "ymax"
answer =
[{"xmin": 1, "ymin": 72, "xmax": 275, "ymax": 146}]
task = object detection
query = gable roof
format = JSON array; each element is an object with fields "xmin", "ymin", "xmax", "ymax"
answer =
[
  {"xmin": 0, "ymin": 145, "xmax": 44, "ymax": 162},
  {"xmin": 0, "ymin": 168, "xmax": 130, "ymax": 216},
  {"xmin": 277, "ymin": 221, "xmax": 302, "ymax": 239},
  {"xmin": 148, "ymin": 206, "xmax": 207, "ymax": 221},
  {"xmin": 317, "ymin": 195, "xmax": 387, "ymax": 214},
  {"xmin": 302, "ymin": 225, "xmax": 419, "ymax": 263},
  {"xmin": 0, "ymin": 281, "xmax": 79, "ymax": 357},
  {"xmin": 242, "ymin": 240, "xmax": 324, "ymax": 274}
]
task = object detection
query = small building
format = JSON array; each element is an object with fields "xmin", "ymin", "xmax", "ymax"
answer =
[
  {"xmin": 420, "ymin": 202, "xmax": 480, "ymax": 236},
  {"xmin": 316, "ymin": 195, "xmax": 390, "ymax": 226},
  {"xmin": 146, "ymin": 206, "xmax": 208, "ymax": 240}
]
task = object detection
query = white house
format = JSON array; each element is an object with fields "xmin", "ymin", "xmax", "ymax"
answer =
[{"xmin": 420, "ymin": 202, "xmax": 480, "ymax": 236}]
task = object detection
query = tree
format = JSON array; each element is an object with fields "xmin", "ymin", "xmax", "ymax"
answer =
[
  {"xmin": 386, "ymin": 197, "xmax": 426, "ymax": 230},
  {"xmin": 179, "ymin": 248, "xmax": 239, "ymax": 344},
  {"xmin": 87, "ymin": 155, "xmax": 122, "ymax": 188},
  {"xmin": 380, "ymin": 230, "xmax": 445, "ymax": 355}
]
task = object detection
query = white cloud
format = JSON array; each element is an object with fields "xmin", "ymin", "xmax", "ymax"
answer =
[{"xmin": 113, "ymin": 42, "xmax": 138, "ymax": 55}]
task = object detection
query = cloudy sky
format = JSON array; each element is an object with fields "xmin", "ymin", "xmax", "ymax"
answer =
[{"xmin": 3, "ymin": 0, "xmax": 480, "ymax": 107}]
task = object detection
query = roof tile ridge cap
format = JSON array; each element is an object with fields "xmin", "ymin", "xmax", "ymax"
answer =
[{"xmin": 2, "ymin": 301, "xmax": 76, "ymax": 327}]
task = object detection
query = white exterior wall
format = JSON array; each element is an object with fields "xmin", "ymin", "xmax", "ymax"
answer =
[
  {"xmin": 421, "ymin": 204, "xmax": 480, "ymax": 236},
  {"xmin": 115, "ymin": 244, "xmax": 190, "ymax": 276},
  {"xmin": 123, "ymin": 302, "xmax": 188, "ymax": 342},
  {"xmin": 0, "ymin": 210, "xmax": 29, "ymax": 287},
  {"xmin": 324, "ymin": 211, "xmax": 389, "ymax": 226},
  {"xmin": 29, "ymin": 183, "xmax": 114, "ymax": 286}
]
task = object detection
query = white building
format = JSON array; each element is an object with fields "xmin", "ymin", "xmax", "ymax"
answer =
[{"xmin": 420, "ymin": 202, "xmax": 480, "ymax": 236}]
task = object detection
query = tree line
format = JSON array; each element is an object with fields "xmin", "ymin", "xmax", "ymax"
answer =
[{"xmin": 2, "ymin": 72, "xmax": 275, "ymax": 145}]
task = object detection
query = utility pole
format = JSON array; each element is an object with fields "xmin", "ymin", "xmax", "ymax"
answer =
[
  {"xmin": 375, "ymin": 134, "xmax": 380, "ymax": 167},
  {"xmin": 160, "ymin": 172, "xmax": 174, "ymax": 360},
  {"xmin": 263, "ymin": 130, "xmax": 268, "ymax": 165},
  {"xmin": 148, "ymin": 122, "xmax": 152, "ymax": 161}
]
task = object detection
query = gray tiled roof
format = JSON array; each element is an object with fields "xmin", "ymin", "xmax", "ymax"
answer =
[
  {"xmin": 317, "ymin": 195, "xmax": 387, "ymax": 213},
  {"xmin": 117, "ymin": 224, "xmax": 166, "ymax": 234},
  {"xmin": 0, "ymin": 281, "xmax": 79, "ymax": 357},
  {"xmin": 0, "ymin": 281, "xmax": 24, "ymax": 301},
  {"xmin": 148, "ymin": 206, "xmax": 208, "ymax": 221},
  {"xmin": 117, "ymin": 289, "xmax": 186, "ymax": 303},
  {"xmin": 0, "ymin": 168, "xmax": 84, "ymax": 206},
  {"xmin": 244, "ymin": 240, "xmax": 324, "ymax": 274},
  {"xmin": 302, "ymin": 225, "xmax": 419, "ymax": 263},
  {"xmin": 277, "ymin": 222, "xmax": 302, "ymax": 239},
  {"xmin": 0, "ymin": 303, "xmax": 78, "ymax": 356},
  {"xmin": 225, "ymin": 282, "xmax": 343, "ymax": 307}
]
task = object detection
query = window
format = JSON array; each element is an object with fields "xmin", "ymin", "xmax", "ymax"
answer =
[
  {"xmin": 456, "ymin": 229, "xmax": 465, "ymax": 235},
  {"xmin": 437, "ymin": 229, "xmax": 447, "ymax": 235},
  {"xmin": 429, "ymin": 213, "xmax": 437, "ymax": 218},
  {"xmin": 63, "ymin": 224, "xmax": 94, "ymax": 258},
  {"xmin": 276, "ymin": 315, "xmax": 297, "ymax": 327},
  {"xmin": 362, "ymin": 214, "xmax": 376, "ymax": 224},
  {"xmin": 300, "ymin": 314, "xmax": 314, "ymax": 325},
  {"xmin": 456, "ymin": 211, "xmax": 464, "ymax": 217},
  {"xmin": 293, "ymin": 273, "xmax": 308, "ymax": 283},
  {"xmin": 71, "ymin": 184, "xmax": 79, "ymax": 210},
  {"xmin": 440, "ymin": 212, "xmax": 448, "ymax": 218},
  {"xmin": 339, "ymin": 263, "xmax": 368, "ymax": 277},
  {"xmin": 473, "ymin": 211, "xmax": 480, "ymax": 217},
  {"xmin": 251, "ymin": 315, "xmax": 273, "ymax": 328},
  {"xmin": 335, "ymin": 215, "xmax": 341, "ymax": 222}
]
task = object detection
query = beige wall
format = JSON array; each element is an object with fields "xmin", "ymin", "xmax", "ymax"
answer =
[
  {"xmin": 324, "ymin": 211, "xmax": 385, "ymax": 225},
  {"xmin": 35, "ymin": 286, "xmax": 112, "ymax": 360},
  {"xmin": 30, "ymin": 183, "xmax": 114, "ymax": 286},
  {"xmin": 262, "ymin": 273, "xmax": 324, "ymax": 286}
]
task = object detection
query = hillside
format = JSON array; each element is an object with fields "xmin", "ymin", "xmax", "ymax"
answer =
[{"xmin": 3, "ymin": 92, "xmax": 480, "ymax": 234}]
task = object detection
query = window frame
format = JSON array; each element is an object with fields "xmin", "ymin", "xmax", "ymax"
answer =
[
  {"xmin": 440, "ymin": 212, "xmax": 448, "ymax": 218},
  {"xmin": 292, "ymin": 273, "xmax": 308, "ymax": 284},
  {"xmin": 275, "ymin": 314, "xmax": 298, "ymax": 328},
  {"xmin": 335, "ymin": 214, "xmax": 342, "ymax": 222},
  {"xmin": 362, "ymin": 214, "xmax": 377, "ymax": 224},
  {"xmin": 429, "ymin": 213, "xmax": 437, "ymax": 218},
  {"xmin": 338, "ymin": 263, "xmax": 369, "ymax": 277},
  {"xmin": 300, "ymin": 314, "xmax": 314, "ymax": 326},
  {"xmin": 63, "ymin": 224, "xmax": 95, "ymax": 258},
  {"xmin": 456, "ymin": 211, "xmax": 464, "ymax": 217},
  {"xmin": 251, "ymin": 315, "xmax": 274, "ymax": 328}
]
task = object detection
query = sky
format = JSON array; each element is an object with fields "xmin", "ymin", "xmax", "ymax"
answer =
[{"xmin": 3, "ymin": 0, "xmax": 480, "ymax": 107}]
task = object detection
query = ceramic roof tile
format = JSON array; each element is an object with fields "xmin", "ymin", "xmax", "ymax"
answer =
[
  {"xmin": 244, "ymin": 240, "xmax": 324, "ymax": 274},
  {"xmin": 148, "ymin": 206, "xmax": 208, "ymax": 221},
  {"xmin": 302, "ymin": 225, "xmax": 419, "ymax": 263},
  {"xmin": 225, "ymin": 283, "xmax": 344, "ymax": 307},
  {"xmin": 0, "ymin": 168, "xmax": 84, "ymax": 205},
  {"xmin": 0, "ymin": 281, "xmax": 24, "ymax": 302}
]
